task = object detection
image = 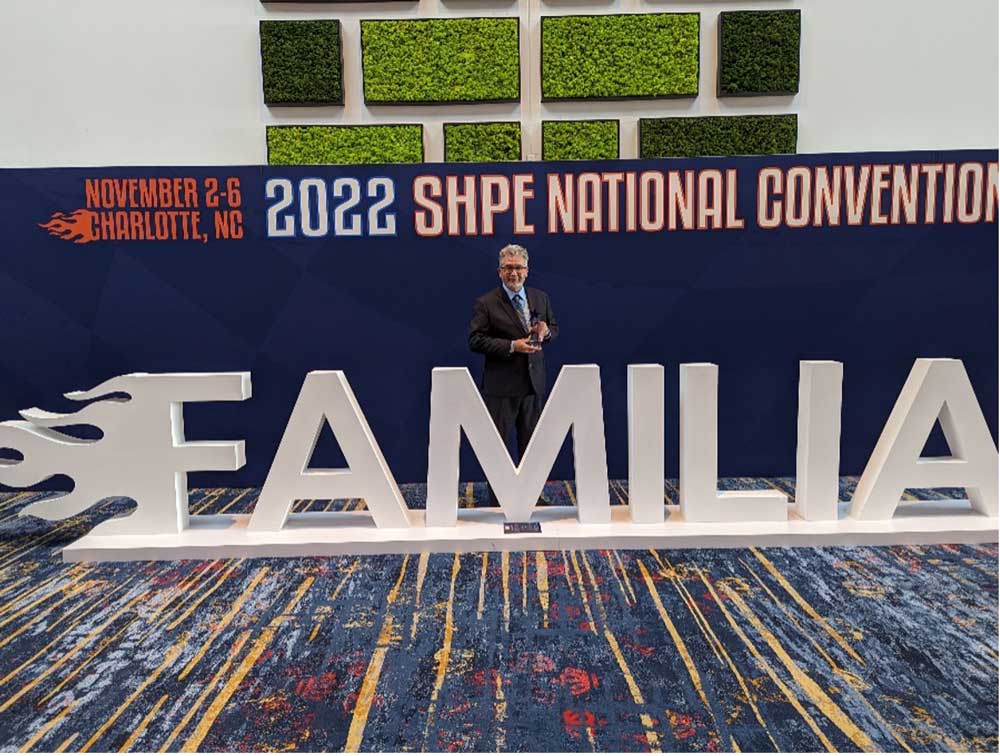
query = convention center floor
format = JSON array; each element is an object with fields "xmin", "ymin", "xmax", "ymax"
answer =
[{"xmin": 0, "ymin": 479, "xmax": 996, "ymax": 752}]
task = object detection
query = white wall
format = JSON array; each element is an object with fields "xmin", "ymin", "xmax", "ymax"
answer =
[{"xmin": 0, "ymin": 0, "xmax": 995, "ymax": 167}]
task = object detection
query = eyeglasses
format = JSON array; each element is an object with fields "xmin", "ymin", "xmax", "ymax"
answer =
[{"xmin": 500, "ymin": 265, "xmax": 527, "ymax": 273}]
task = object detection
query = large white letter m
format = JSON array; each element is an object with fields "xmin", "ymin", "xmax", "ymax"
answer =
[{"xmin": 425, "ymin": 365, "xmax": 610, "ymax": 526}]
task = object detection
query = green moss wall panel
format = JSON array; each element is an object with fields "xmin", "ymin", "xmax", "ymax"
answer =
[
  {"xmin": 542, "ymin": 120, "xmax": 619, "ymax": 161},
  {"xmin": 444, "ymin": 122, "xmax": 522, "ymax": 162},
  {"xmin": 266, "ymin": 125, "xmax": 424, "ymax": 165},
  {"xmin": 541, "ymin": 14, "xmax": 699, "ymax": 101},
  {"xmin": 361, "ymin": 18, "xmax": 520, "ymax": 104},
  {"xmin": 260, "ymin": 20, "xmax": 343, "ymax": 105},
  {"xmin": 639, "ymin": 115, "xmax": 797, "ymax": 158},
  {"xmin": 718, "ymin": 10, "xmax": 801, "ymax": 96}
]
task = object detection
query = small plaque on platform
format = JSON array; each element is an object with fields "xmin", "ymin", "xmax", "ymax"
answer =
[{"xmin": 504, "ymin": 522, "xmax": 541, "ymax": 534}]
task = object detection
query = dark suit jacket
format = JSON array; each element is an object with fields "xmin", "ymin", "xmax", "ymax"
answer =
[{"xmin": 468, "ymin": 286, "xmax": 559, "ymax": 398}]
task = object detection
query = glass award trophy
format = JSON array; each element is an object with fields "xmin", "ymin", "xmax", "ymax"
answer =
[{"xmin": 528, "ymin": 311, "xmax": 542, "ymax": 348}]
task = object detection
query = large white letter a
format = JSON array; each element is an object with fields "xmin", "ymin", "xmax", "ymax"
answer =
[
  {"xmin": 248, "ymin": 371, "xmax": 409, "ymax": 532},
  {"xmin": 850, "ymin": 358, "xmax": 998, "ymax": 520}
]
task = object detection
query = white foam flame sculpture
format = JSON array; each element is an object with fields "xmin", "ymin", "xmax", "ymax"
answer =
[{"xmin": 0, "ymin": 373, "xmax": 250, "ymax": 535}]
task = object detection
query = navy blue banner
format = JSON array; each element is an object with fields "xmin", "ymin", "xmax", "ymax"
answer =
[{"xmin": 1, "ymin": 149, "xmax": 996, "ymax": 487}]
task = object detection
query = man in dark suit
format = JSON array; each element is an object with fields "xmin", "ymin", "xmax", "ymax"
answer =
[{"xmin": 469, "ymin": 245, "xmax": 558, "ymax": 503}]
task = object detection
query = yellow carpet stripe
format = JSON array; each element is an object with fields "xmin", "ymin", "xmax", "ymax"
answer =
[
  {"xmin": 603, "ymin": 549, "xmax": 631, "ymax": 605},
  {"xmin": 0, "ymin": 575, "xmax": 31, "ymax": 602},
  {"xmin": 0, "ymin": 494, "xmax": 35, "ymax": 527},
  {"xmin": 739, "ymin": 558, "xmax": 848, "ymax": 674},
  {"xmin": 493, "ymin": 669, "xmax": 507, "ymax": 751},
  {"xmin": 158, "ymin": 630, "xmax": 252, "ymax": 753},
  {"xmin": 568, "ymin": 551, "xmax": 597, "ymax": 635},
  {"xmin": 613, "ymin": 550, "xmax": 637, "ymax": 603},
  {"xmin": 579, "ymin": 552, "xmax": 658, "ymax": 750},
  {"xmin": 185, "ymin": 488, "xmax": 214, "ymax": 509},
  {"xmin": 0, "ymin": 565, "xmax": 59, "ymax": 613},
  {"xmin": 19, "ymin": 700, "xmax": 75, "ymax": 751},
  {"xmin": 639, "ymin": 713, "xmax": 661, "ymax": 751},
  {"xmin": 421, "ymin": 554, "xmax": 461, "ymax": 750},
  {"xmin": 165, "ymin": 559, "xmax": 244, "ymax": 631},
  {"xmin": 344, "ymin": 634, "xmax": 391, "ymax": 750},
  {"xmin": 964, "ymin": 558, "xmax": 1000, "ymax": 580},
  {"xmin": 0, "ymin": 581, "xmax": 95, "ymax": 652},
  {"xmin": 409, "ymin": 552, "xmax": 431, "ymax": 641},
  {"xmin": 344, "ymin": 555, "xmax": 410, "ymax": 752},
  {"xmin": 930, "ymin": 561, "xmax": 980, "ymax": 591},
  {"xmin": 142, "ymin": 560, "xmax": 218, "ymax": 627},
  {"xmin": 312, "ymin": 558, "xmax": 360, "ymax": 641},
  {"xmin": 191, "ymin": 488, "xmax": 226, "ymax": 515},
  {"xmin": 0, "ymin": 567, "xmax": 83, "ymax": 621},
  {"xmin": 719, "ymin": 580, "xmax": 877, "ymax": 752},
  {"xmin": 118, "ymin": 693, "xmax": 167, "ymax": 752},
  {"xmin": 54, "ymin": 732, "xmax": 79, "ymax": 752},
  {"xmin": 535, "ymin": 551, "xmax": 549, "ymax": 628},
  {"xmin": 430, "ymin": 554, "xmax": 461, "ymax": 702},
  {"xmin": 740, "ymin": 558, "xmax": 913, "ymax": 753},
  {"xmin": 520, "ymin": 551, "xmax": 528, "ymax": 612},
  {"xmin": 648, "ymin": 550, "xmax": 725, "ymax": 660},
  {"xmin": 179, "ymin": 577, "xmax": 313, "ymax": 752},
  {"xmin": 47, "ymin": 540, "xmax": 70, "ymax": 557},
  {"xmin": 0, "ymin": 592, "xmax": 148, "ymax": 711},
  {"xmin": 46, "ymin": 572, "xmax": 142, "ymax": 634},
  {"xmin": 604, "ymin": 628, "xmax": 645, "ymax": 704},
  {"xmin": 177, "ymin": 566, "xmax": 270, "ymax": 681},
  {"xmin": 750, "ymin": 547, "xmax": 864, "ymax": 665},
  {"xmin": 215, "ymin": 488, "xmax": 253, "ymax": 515},
  {"xmin": 501, "ymin": 551, "xmax": 510, "ymax": 632},
  {"xmin": 637, "ymin": 560, "xmax": 715, "ymax": 718},
  {"xmin": 151, "ymin": 560, "xmax": 227, "ymax": 628},
  {"xmin": 79, "ymin": 632, "xmax": 188, "ymax": 752},
  {"xmin": 698, "ymin": 570, "xmax": 838, "ymax": 751},
  {"xmin": 0, "ymin": 572, "xmax": 92, "ymax": 632},
  {"xmin": 308, "ymin": 615, "xmax": 324, "ymax": 642},
  {"xmin": 476, "ymin": 553, "xmax": 488, "ymax": 620},
  {"xmin": 37, "ymin": 617, "xmax": 138, "ymax": 707},
  {"xmin": 0, "ymin": 490, "xmax": 33, "ymax": 513},
  {"xmin": 654, "ymin": 552, "xmax": 779, "ymax": 750},
  {"xmin": 560, "ymin": 550, "xmax": 575, "ymax": 596},
  {"xmin": 579, "ymin": 554, "xmax": 631, "ymax": 691},
  {"xmin": 332, "ymin": 559, "xmax": 361, "ymax": 601},
  {"xmin": 0, "ymin": 521, "xmax": 81, "ymax": 572}
]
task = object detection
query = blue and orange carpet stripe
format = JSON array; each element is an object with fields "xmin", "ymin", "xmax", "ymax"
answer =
[{"xmin": 0, "ymin": 479, "xmax": 996, "ymax": 752}]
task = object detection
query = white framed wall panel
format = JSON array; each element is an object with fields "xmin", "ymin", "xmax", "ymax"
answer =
[{"xmin": 0, "ymin": 0, "xmax": 996, "ymax": 166}]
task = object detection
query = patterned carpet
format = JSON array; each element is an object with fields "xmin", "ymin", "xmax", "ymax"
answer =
[{"xmin": 0, "ymin": 479, "xmax": 996, "ymax": 752}]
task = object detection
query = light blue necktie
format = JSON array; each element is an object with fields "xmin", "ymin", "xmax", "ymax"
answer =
[{"xmin": 511, "ymin": 293, "xmax": 530, "ymax": 332}]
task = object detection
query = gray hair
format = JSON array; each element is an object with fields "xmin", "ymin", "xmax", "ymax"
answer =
[{"xmin": 498, "ymin": 244, "xmax": 529, "ymax": 265}]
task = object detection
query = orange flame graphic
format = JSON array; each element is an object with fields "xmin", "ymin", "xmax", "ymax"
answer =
[{"xmin": 39, "ymin": 209, "xmax": 98, "ymax": 244}]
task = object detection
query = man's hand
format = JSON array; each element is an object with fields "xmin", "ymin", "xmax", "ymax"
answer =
[
  {"xmin": 532, "ymin": 320, "xmax": 550, "ymax": 341},
  {"xmin": 511, "ymin": 337, "xmax": 541, "ymax": 353}
]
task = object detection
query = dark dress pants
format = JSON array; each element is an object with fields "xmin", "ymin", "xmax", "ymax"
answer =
[{"xmin": 483, "ymin": 393, "xmax": 541, "ymax": 507}]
